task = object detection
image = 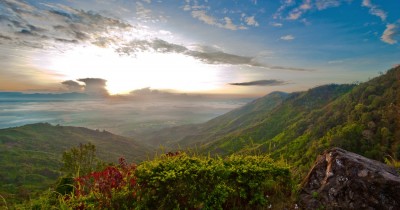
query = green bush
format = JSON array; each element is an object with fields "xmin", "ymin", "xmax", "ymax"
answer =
[
  {"xmin": 21, "ymin": 153, "xmax": 292, "ymax": 209},
  {"xmin": 135, "ymin": 153, "xmax": 292, "ymax": 210}
]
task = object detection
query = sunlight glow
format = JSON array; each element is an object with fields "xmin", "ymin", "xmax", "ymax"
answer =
[{"xmin": 44, "ymin": 45, "xmax": 222, "ymax": 94}]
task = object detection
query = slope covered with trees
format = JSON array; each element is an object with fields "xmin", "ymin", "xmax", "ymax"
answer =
[
  {"xmin": 141, "ymin": 91, "xmax": 289, "ymax": 147},
  {"xmin": 204, "ymin": 66, "xmax": 400, "ymax": 174},
  {"xmin": 0, "ymin": 123, "xmax": 151, "ymax": 204}
]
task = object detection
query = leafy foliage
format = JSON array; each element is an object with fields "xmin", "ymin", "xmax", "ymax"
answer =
[
  {"xmin": 61, "ymin": 142, "xmax": 98, "ymax": 177},
  {"xmin": 135, "ymin": 152, "xmax": 292, "ymax": 210},
  {"xmin": 22, "ymin": 153, "xmax": 292, "ymax": 209},
  {"xmin": 0, "ymin": 123, "xmax": 150, "ymax": 205},
  {"xmin": 196, "ymin": 66, "xmax": 400, "ymax": 176}
]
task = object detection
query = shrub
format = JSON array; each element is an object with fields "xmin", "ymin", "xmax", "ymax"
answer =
[
  {"xmin": 40, "ymin": 153, "xmax": 292, "ymax": 209},
  {"xmin": 135, "ymin": 153, "xmax": 292, "ymax": 210}
]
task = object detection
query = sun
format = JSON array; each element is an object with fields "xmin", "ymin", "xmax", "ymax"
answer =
[{"xmin": 43, "ymin": 45, "xmax": 223, "ymax": 94}]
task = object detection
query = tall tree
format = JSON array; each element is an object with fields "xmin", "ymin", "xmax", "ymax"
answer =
[{"xmin": 61, "ymin": 142, "xmax": 97, "ymax": 177}]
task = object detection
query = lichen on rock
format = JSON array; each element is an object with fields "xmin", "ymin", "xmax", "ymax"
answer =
[{"xmin": 299, "ymin": 147, "xmax": 400, "ymax": 209}]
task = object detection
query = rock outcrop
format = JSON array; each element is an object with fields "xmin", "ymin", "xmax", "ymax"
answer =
[{"xmin": 299, "ymin": 147, "xmax": 400, "ymax": 209}]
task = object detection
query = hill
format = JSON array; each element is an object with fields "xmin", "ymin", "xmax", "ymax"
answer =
[
  {"xmin": 141, "ymin": 91, "xmax": 289, "ymax": 147},
  {"xmin": 0, "ymin": 123, "xmax": 151, "ymax": 202},
  {"xmin": 203, "ymin": 66, "xmax": 400, "ymax": 173}
]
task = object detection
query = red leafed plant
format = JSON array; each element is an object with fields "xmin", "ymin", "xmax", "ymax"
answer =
[{"xmin": 72, "ymin": 157, "xmax": 137, "ymax": 209}]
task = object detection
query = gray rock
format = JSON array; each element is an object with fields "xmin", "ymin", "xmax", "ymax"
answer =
[{"xmin": 299, "ymin": 147, "xmax": 400, "ymax": 210}]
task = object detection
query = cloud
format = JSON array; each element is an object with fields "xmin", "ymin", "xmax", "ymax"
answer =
[
  {"xmin": 271, "ymin": 22, "xmax": 283, "ymax": 27},
  {"xmin": 245, "ymin": 16, "xmax": 259, "ymax": 27},
  {"xmin": 276, "ymin": 0, "xmax": 341, "ymax": 21},
  {"xmin": 77, "ymin": 78, "xmax": 109, "ymax": 96},
  {"xmin": 191, "ymin": 10, "xmax": 218, "ymax": 26},
  {"xmin": 287, "ymin": 0, "xmax": 312, "ymax": 20},
  {"xmin": 273, "ymin": 0, "xmax": 295, "ymax": 20},
  {"xmin": 269, "ymin": 66, "xmax": 313, "ymax": 71},
  {"xmin": 381, "ymin": 24, "xmax": 398, "ymax": 44},
  {"xmin": 1, "ymin": 0, "xmax": 37, "ymax": 16},
  {"xmin": 229, "ymin": 80, "xmax": 287, "ymax": 86},
  {"xmin": 0, "ymin": 0, "xmax": 133, "ymax": 49},
  {"xmin": 116, "ymin": 38, "xmax": 314, "ymax": 71},
  {"xmin": 315, "ymin": 0, "xmax": 341, "ymax": 10},
  {"xmin": 183, "ymin": 1, "xmax": 253, "ymax": 31},
  {"xmin": 280, "ymin": 35, "xmax": 295, "ymax": 41},
  {"xmin": 190, "ymin": 10, "xmax": 245, "ymax": 30},
  {"xmin": 361, "ymin": 0, "xmax": 387, "ymax": 21},
  {"xmin": 62, "ymin": 80, "xmax": 83, "ymax": 92},
  {"xmin": 0, "ymin": 34, "xmax": 13, "ymax": 40}
]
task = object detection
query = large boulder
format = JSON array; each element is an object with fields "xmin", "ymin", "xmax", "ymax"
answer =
[{"xmin": 299, "ymin": 147, "xmax": 400, "ymax": 209}]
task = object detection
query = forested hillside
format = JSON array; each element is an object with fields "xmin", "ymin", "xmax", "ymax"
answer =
[
  {"xmin": 141, "ymin": 91, "xmax": 289, "ymax": 147},
  {"xmin": 204, "ymin": 66, "xmax": 400, "ymax": 173},
  {"xmin": 0, "ymin": 123, "xmax": 151, "ymax": 203}
]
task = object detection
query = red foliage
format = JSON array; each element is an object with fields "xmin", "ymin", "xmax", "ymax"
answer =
[
  {"xmin": 165, "ymin": 151, "xmax": 181, "ymax": 157},
  {"xmin": 74, "ymin": 157, "xmax": 137, "ymax": 198}
]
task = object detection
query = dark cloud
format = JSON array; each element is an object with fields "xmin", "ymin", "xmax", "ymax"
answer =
[
  {"xmin": 0, "ymin": 1, "xmax": 133, "ymax": 48},
  {"xmin": 1, "ymin": 0, "xmax": 38, "ymax": 16},
  {"xmin": 49, "ymin": 10, "xmax": 80, "ymax": 21},
  {"xmin": 27, "ymin": 24, "xmax": 46, "ymax": 33},
  {"xmin": 0, "ymin": 34, "xmax": 12, "ymax": 40},
  {"xmin": 189, "ymin": 50, "xmax": 255, "ymax": 65},
  {"xmin": 18, "ymin": 29, "xmax": 37, "ymax": 36},
  {"xmin": 116, "ymin": 38, "xmax": 314, "ymax": 71},
  {"xmin": 55, "ymin": 38, "xmax": 79, "ymax": 44},
  {"xmin": 269, "ymin": 66, "xmax": 315, "ymax": 72},
  {"xmin": 116, "ymin": 39, "xmax": 187, "ymax": 55},
  {"xmin": 0, "ymin": 0, "xmax": 314, "ymax": 72},
  {"xmin": 77, "ymin": 78, "xmax": 109, "ymax": 96},
  {"xmin": 5, "ymin": 19, "xmax": 25, "ymax": 29},
  {"xmin": 229, "ymin": 79, "xmax": 287, "ymax": 86},
  {"xmin": 61, "ymin": 80, "xmax": 83, "ymax": 92}
]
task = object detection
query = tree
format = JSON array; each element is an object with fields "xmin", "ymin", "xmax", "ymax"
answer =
[{"xmin": 61, "ymin": 142, "xmax": 97, "ymax": 177}]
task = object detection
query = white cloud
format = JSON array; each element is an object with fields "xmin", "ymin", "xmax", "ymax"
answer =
[
  {"xmin": 182, "ymin": 5, "xmax": 191, "ymax": 11},
  {"xmin": 315, "ymin": 0, "xmax": 341, "ymax": 10},
  {"xmin": 381, "ymin": 24, "xmax": 398, "ymax": 44},
  {"xmin": 191, "ymin": 10, "xmax": 246, "ymax": 30},
  {"xmin": 280, "ymin": 35, "xmax": 295, "ymax": 41},
  {"xmin": 223, "ymin": 17, "xmax": 238, "ymax": 30},
  {"xmin": 361, "ymin": 0, "xmax": 387, "ymax": 21},
  {"xmin": 191, "ymin": 10, "xmax": 218, "ymax": 26},
  {"xmin": 245, "ymin": 16, "xmax": 259, "ymax": 27},
  {"xmin": 271, "ymin": 22, "xmax": 283, "ymax": 27},
  {"xmin": 287, "ymin": 0, "xmax": 312, "ymax": 20},
  {"xmin": 273, "ymin": 0, "xmax": 295, "ymax": 19},
  {"xmin": 136, "ymin": 2, "xmax": 153, "ymax": 21}
]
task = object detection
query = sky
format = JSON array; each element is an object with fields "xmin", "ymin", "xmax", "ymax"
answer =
[{"xmin": 0, "ymin": 0, "xmax": 399, "ymax": 96}]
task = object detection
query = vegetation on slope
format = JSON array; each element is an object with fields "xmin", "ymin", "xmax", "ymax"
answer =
[
  {"xmin": 0, "ymin": 123, "xmax": 151, "ymax": 204},
  {"xmin": 19, "ymin": 151, "xmax": 292, "ymax": 210},
  {"xmin": 204, "ymin": 66, "xmax": 400, "ymax": 174},
  {"xmin": 142, "ymin": 91, "xmax": 288, "ymax": 147}
]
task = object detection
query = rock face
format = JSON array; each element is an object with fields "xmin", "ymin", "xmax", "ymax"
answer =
[{"xmin": 299, "ymin": 147, "xmax": 400, "ymax": 209}]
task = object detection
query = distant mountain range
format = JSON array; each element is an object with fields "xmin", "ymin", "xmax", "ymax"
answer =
[{"xmin": 0, "ymin": 92, "xmax": 89, "ymax": 101}]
